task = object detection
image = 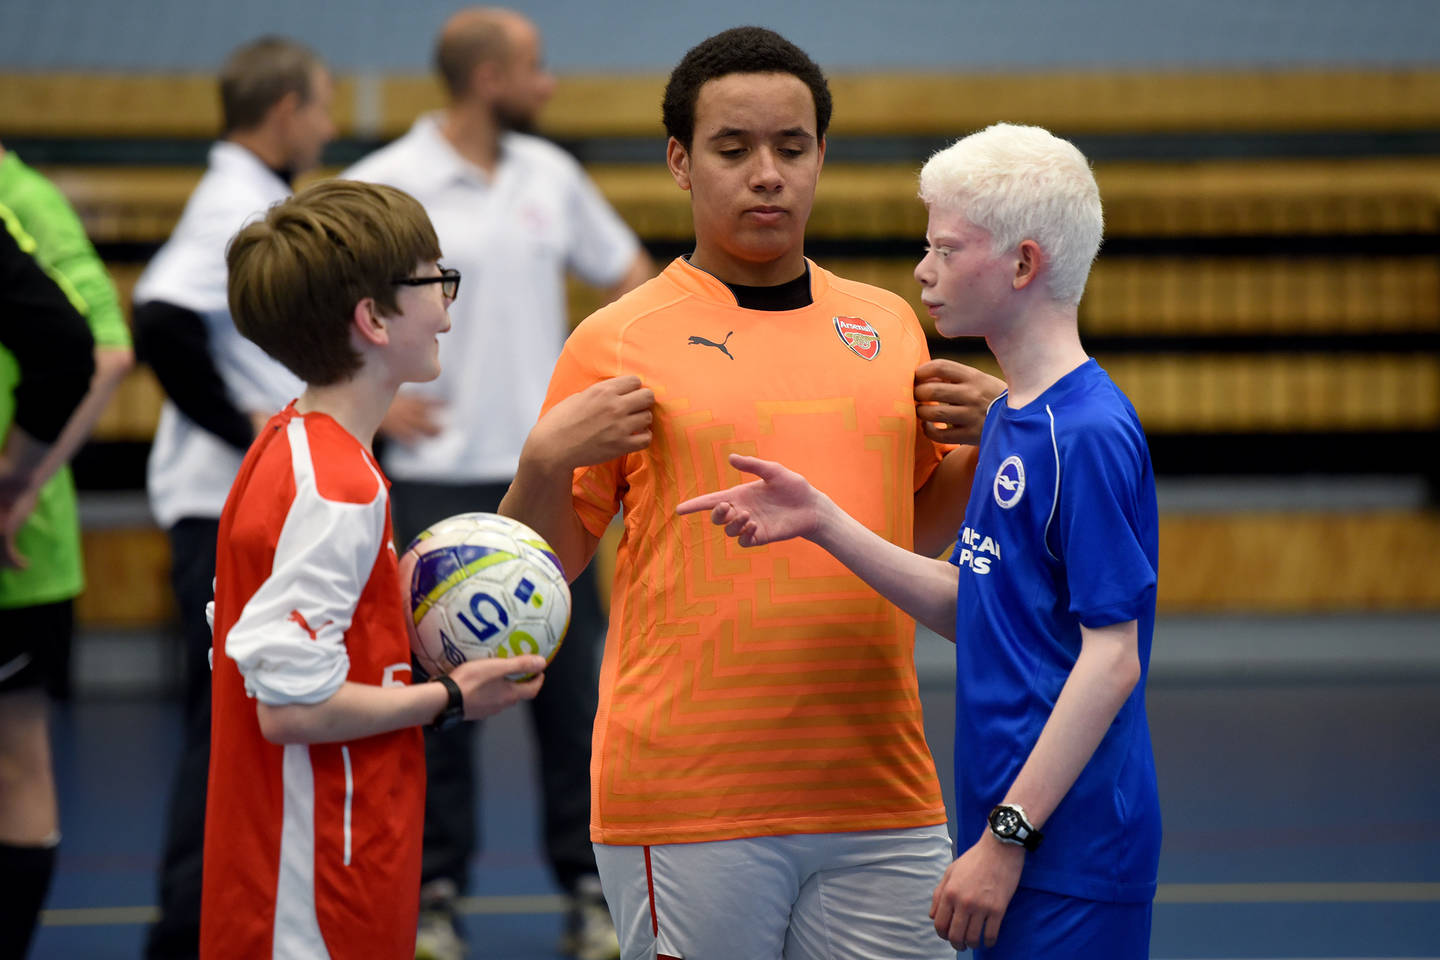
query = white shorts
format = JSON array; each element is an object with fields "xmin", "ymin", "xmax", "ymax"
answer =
[{"xmin": 594, "ymin": 826, "xmax": 956, "ymax": 960}]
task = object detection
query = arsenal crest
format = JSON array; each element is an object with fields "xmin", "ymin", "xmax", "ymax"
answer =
[{"xmin": 833, "ymin": 316, "xmax": 880, "ymax": 361}]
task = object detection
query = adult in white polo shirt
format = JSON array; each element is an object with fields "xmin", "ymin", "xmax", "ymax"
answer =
[
  {"xmin": 132, "ymin": 36, "xmax": 335, "ymax": 960},
  {"xmin": 343, "ymin": 9, "xmax": 650, "ymax": 960}
]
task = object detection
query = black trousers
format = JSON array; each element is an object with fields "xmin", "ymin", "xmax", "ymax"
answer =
[
  {"xmin": 390, "ymin": 479, "xmax": 603, "ymax": 896},
  {"xmin": 145, "ymin": 517, "xmax": 219, "ymax": 960}
]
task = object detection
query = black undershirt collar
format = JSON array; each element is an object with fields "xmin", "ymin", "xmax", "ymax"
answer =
[{"xmin": 686, "ymin": 256, "xmax": 814, "ymax": 311}]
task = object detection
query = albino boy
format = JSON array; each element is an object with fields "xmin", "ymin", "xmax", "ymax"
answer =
[{"xmin": 680, "ymin": 124, "xmax": 1161, "ymax": 959}]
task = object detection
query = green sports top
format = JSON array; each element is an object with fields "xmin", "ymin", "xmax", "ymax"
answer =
[{"xmin": 0, "ymin": 153, "xmax": 131, "ymax": 609}]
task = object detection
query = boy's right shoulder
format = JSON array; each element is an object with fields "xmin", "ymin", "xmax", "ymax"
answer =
[{"xmin": 572, "ymin": 266, "xmax": 687, "ymax": 339}]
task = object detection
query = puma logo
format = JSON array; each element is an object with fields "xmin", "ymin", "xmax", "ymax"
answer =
[
  {"xmin": 287, "ymin": 609, "xmax": 331, "ymax": 641},
  {"xmin": 688, "ymin": 330, "xmax": 734, "ymax": 360}
]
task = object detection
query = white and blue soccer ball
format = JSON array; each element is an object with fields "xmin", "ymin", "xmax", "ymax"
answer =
[{"xmin": 399, "ymin": 512, "xmax": 571, "ymax": 679}]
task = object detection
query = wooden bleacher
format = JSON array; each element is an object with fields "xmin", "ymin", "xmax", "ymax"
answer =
[
  {"xmin": 5, "ymin": 70, "xmax": 1440, "ymax": 139},
  {"xmin": 71, "ymin": 158, "xmax": 1440, "ymax": 440},
  {"xmin": 36, "ymin": 157, "xmax": 1440, "ymax": 247},
  {"xmin": 3, "ymin": 69, "xmax": 1437, "ymax": 621}
]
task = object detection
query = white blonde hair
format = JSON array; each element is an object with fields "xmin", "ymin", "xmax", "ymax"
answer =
[{"xmin": 918, "ymin": 123, "xmax": 1103, "ymax": 305}]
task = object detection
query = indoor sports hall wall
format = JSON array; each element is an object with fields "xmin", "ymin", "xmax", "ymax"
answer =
[
  {"xmin": 2, "ymin": 0, "xmax": 1438, "ymax": 71},
  {"xmin": 1, "ymin": 0, "xmax": 1437, "ymax": 677}
]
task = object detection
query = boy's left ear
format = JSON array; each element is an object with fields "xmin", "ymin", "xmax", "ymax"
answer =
[
  {"xmin": 352, "ymin": 297, "xmax": 389, "ymax": 346},
  {"xmin": 1013, "ymin": 240, "xmax": 1042, "ymax": 290}
]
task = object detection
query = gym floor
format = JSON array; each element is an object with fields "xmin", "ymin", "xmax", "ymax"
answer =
[{"xmin": 31, "ymin": 616, "xmax": 1440, "ymax": 959}]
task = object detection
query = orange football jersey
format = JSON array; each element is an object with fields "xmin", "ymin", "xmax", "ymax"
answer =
[{"xmin": 543, "ymin": 258, "xmax": 950, "ymax": 845}]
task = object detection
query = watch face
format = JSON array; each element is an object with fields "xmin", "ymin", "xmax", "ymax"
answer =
[{"xmin": 992, "ymin": 808, "xmax": 1019, "ymax": 836}]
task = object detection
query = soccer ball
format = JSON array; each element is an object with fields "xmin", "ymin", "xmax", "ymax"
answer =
[{"xmin": 399, "ymin": 512, "xmax": 570, "ymax": 679}]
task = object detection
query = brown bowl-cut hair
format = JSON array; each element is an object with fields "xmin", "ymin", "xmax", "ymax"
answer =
[{"xmin": 226, "ymin": 179, "xmax": 442, "ymax": 386}]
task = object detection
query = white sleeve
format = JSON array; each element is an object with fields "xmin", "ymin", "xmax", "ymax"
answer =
[
  {"xmin": 224, "ymin": 446, "xmax": 388, "ymax": 706},
  {"xmin": 565, "ymin": 167, "xmax": 640, "ymax": 288}
]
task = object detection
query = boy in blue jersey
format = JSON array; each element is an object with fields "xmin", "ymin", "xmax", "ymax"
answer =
[{"xmin": 677, "ymin": 123, "xmax": 1160, "ymax": 958}]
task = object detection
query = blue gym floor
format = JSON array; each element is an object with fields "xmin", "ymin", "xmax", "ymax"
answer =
[{"xmin": 32, "ymin": 627, "xmax": 1440, "ymax": 959}]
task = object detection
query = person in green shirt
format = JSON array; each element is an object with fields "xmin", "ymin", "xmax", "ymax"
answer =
[
  {"xmin": 0, "ymin": 146, "xmax": 134, "ymax": 594},
  {"xmin": 0, "ymin": 147, "xmax": 134, "ymax": 959}
]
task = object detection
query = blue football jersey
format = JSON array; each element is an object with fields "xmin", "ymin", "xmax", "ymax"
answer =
[{"xmin": 951, "ymin": 358, "xmax": 1161, "ymax": 903}]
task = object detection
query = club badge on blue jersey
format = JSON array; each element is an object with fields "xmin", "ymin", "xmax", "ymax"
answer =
[{"xmin": 994, "ymin": 455, "xmax": 1026, "ymax": 508}]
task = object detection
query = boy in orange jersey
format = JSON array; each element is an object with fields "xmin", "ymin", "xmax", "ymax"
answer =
[
  {"xmin": 199, "ymin": 179, "xmax": 639, "ymax": 960},
  {"xmin": 500, "ymin": 27, "xmax": 1001, "ymax": 960}
]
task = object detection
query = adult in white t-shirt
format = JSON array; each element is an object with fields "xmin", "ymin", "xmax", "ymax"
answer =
[
  {"xmin": 342, "ymin": 10, "xmax": 650, "ymax": 960},
  {"xmin": 132, "ymin": 37, "xmax": 335, "ymax": 960}
]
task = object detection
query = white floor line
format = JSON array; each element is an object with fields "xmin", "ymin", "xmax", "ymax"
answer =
[{"xmin": 41, "ymin": 881, "xmax": 1440, "ymax": 927}]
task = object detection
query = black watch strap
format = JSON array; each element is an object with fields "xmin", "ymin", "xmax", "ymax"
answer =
[
  {"xmin": 988, "ymin": 803, "xmax": 1044, "ymax": 852},
  {"xmin": 431, "ymin": 674, "xmax": 464, "ymax": 729}
]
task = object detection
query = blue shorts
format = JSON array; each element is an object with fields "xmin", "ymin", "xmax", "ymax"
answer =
[{"xmin": 974, "ymin": 886, "xmax": 1152, "ymax": 960}]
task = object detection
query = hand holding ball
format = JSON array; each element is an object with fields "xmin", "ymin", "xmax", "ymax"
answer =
[{"xmin": 398, "ymin": 512, "xmax": 570, "ymax": 680}]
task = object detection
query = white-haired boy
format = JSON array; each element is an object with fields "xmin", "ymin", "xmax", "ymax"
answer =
[{"xmin": 679, "ymin": 123, "xmax": 1160, "ymax": 958}]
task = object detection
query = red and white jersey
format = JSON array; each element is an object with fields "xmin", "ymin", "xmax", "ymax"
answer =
[{"xmin": 201, "ymin": 403, "xmax": 423, "ymax": 960}]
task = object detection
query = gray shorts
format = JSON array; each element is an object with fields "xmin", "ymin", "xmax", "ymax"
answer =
[{"xmin": 595, "ymin": 825, "xmax": 956, "ymax": 960}]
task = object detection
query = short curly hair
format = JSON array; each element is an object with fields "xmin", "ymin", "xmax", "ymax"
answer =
[{"xmin": 661, "ymin": 27, "xmax": 832, "ymax": 150}]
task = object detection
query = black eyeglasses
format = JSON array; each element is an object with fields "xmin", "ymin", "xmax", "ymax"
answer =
[{"xmin": 394, "ymin": 267, "xmax": 461, "ymax": 301}]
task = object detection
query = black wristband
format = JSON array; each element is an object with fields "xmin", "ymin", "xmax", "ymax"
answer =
[{"xmin": 431, "ymin": 674, "xmax": 464, "ymax": 729}]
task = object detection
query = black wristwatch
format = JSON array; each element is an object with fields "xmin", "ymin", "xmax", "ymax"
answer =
[
  {"xmin": 988, "ymin": 803, "xmax": 1043, "ymax": 852},
  {"xmin": 431, "ymin": 674, "xmax": 464, "ymax": 730}
]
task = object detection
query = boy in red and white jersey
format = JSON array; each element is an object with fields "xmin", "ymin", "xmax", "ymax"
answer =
[{"xmin": 200, "ymin": 180, "xmax": 610, "ymax": 959}]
